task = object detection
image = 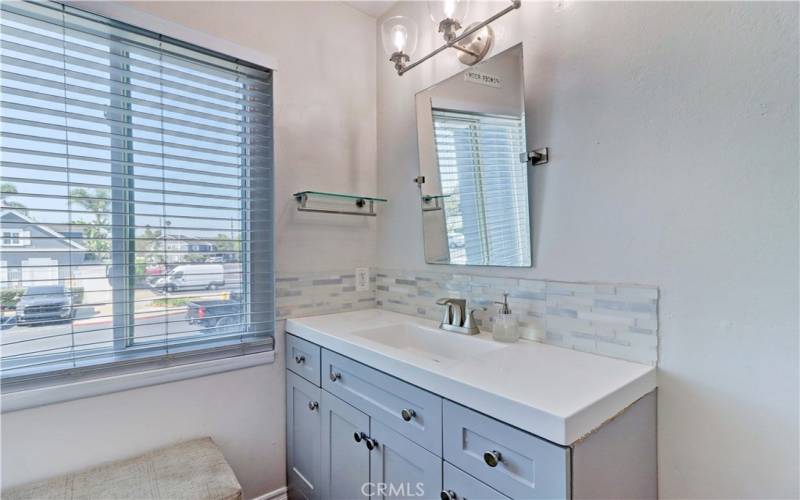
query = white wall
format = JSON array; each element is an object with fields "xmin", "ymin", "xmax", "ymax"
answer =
[
  {"xmin": 1, "ymin": 361, "xmax": 282, "ymax": 497},
  {"xmin": 377, "ymin": 2, "xmax": 799, "ymax": 499},
  {"xmin": 1, "ymin": 2, "xmax": 377, "ymax": 497}
]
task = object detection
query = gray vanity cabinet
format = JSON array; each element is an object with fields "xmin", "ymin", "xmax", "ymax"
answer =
[
  {"xmin": 286, "ymin": 371, "xmax": 322, "ymax": 500},
  {"xmin": 369, "ymin": 420, "xmax": 442, "ymax": 499},
  {"xmin": 286, "ymin": 333, "xmax": 656, "ymax": 500},
  {"xmin": 320, "ymin": 390, "xmax": 370, "ymax": 500}
]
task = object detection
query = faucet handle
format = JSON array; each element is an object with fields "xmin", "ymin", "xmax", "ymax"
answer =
[
  {"xmin": 463, "ymin": 306, "xmax": 486, "ymax": 332},
  {"xmin": 436, "ymin": 298, "xmax": 453, "ymax": 325},
  {"xmin": 437, "ymin": 298, "xmax": 468, "ymax": 327}
]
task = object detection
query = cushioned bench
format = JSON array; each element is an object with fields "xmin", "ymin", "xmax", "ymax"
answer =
[{"xmin": 3, "ymin": 437, "xmax": 242, "ymax": 500}]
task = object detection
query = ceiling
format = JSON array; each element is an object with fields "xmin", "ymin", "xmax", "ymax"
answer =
[{"xmin": 344, "ymin": 1, "xmax": 396, "ymax": 18}]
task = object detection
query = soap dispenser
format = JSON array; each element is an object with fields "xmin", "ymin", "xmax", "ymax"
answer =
[{"xmin": 492, "ymin": 292, "xmax": 519, "ymax": 343}]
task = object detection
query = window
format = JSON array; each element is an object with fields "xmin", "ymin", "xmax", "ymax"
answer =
[
  {"xmin": 432, "ymin": 109, "xmax": 530, "ymax": 266},
  {"xmin": 0, "ymin": 1, "xmax": 274, "ymax": 391},
  {"xmin": 3, "ymin": 230, "xmax": 22, "ymax": 246}
]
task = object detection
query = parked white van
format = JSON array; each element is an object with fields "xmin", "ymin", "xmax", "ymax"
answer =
[{"xmin": 152, "ymin": 264, "xmax": 225, "ymax": 292}]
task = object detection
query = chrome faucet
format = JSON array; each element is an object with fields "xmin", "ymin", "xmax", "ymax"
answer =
[{"xmin": 436, "ymin": 298, "xmax": 480, "ymax": 335}]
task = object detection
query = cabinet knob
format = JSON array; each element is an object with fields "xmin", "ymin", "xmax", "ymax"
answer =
[
  {"xmin": 483, "ymin": 450, "xmax": 502, "ymax": 467},
  {"xmin": 364, "ymin": 437, "xmax": 378, "ymax": 451},
  {"xmin": 354, "ymin": 431, "xmax": 367, "ymax": 443},
  {"xmin": 440, "ymin": 490, "xmax": 457, "ymax": 500},
  {"xmin": 329, "ymin": 371, "xmax": 341, "ymax": 382},
  {"xmin": 307, "ymin": 401, "xmax": 318, "ymax": 411},
  {"xmin": 401, "ymin": 408, "xmax": 416, "ymax": 422},
  {"xmin": 294, "ymin": 355, "xmax": 305, "ymax": 364}
]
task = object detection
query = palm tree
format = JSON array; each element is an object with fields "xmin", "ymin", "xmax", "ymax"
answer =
[
  {"xmin": 70, "ymin": 188, "xmax": 111, "ymax": 261},
  {"xmin": 1, "ymin": 183, "xmax": 28, "ymax": 214}
]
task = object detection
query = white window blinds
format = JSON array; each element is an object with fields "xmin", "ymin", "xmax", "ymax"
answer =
[
  {"xmin": 432, "ymin": 109, "xmax": 531, "ymax": 267},
  {"xmin": 0, "ymin": 1, "xmax": 274, "ymax": 391}
]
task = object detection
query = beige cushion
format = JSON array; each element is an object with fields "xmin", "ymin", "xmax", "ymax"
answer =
[{"xmin": 3, "ymin": 437, "xmax": 242, "ymax": 500}]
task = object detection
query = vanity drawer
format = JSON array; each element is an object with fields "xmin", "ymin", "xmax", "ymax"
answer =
[
  {"xmin": 443, "ymin": 401, "xmax": 570, "ymax": 500},
  {"xmin": 443, "ymin": 462, "xmax": 510, "ymax": 500},
  {"xmin": 286, "ymin": 334, "xmax": 321, "ymax": 386},
  {"xmin": 321, "ymin": 349, "xmax": 442, "ymax": 455}
]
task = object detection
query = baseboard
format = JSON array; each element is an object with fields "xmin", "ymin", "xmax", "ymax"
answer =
[{"xmin": 251, "ymin": 486, "xmax": 288, "ymax": 500}]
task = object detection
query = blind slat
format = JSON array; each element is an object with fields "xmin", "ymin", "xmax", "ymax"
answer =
[
  {"xmin": 0, "ymin": 69, "xmax": 271, "ymax": 125},
  {"xmin": 1, "ymin": 2, "xmax": 272, "ymax": 82},
  {"xmin": 1, "ymin": 85, "xmax": 272, "ymax": 138}
]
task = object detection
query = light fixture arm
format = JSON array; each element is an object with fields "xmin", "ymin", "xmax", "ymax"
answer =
[
  {"xmin": 397, "ymin": 0, "xmax": 521, "ymax": 76},
  {"xmin": 451, "ymin": 43, "xmax": 481, "ymax": 58}
]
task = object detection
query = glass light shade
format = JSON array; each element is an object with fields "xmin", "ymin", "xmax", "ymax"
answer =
[
  {"xmin": 381, "ymin": 16, "xmax": 418, "ymax": 57},
  {"xmin": 428, "ymin": 0, "xmax": 469, "ymax": 23}
]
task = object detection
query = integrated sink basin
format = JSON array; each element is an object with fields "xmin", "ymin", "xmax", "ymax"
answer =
[{"xmin": 348, "ymin": 322, "xmax": 504, "ymax": 364}]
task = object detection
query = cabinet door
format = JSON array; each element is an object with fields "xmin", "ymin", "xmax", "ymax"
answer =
[
  {"xmin": 287, "ymin": 371, "xmax": 322, "ymax": 500},
  {"xmin": 321, "ymin": 390, "xmax": 371, "ymax": 500},
  {"xmin": 369, "ymin": 420, "xmax": 442, "ymax": 499}
]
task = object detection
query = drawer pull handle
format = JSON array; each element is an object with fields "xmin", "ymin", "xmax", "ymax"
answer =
[
  {"xmin": 294, "ymin": 355, "xmax": 306, "ymax": 364},
  {"xmin": 329, "ymin": 371, "xmax": 341, "ymax": 382},
  {"xmin": 483, "ymin": 450, "xmax": 502, "ymax": 467},
  {"xmin": 401, "ymin": 408, "xmax": 416, "ymax": 422},
  {"xmin": 354, "ymin": 431, "xmax": 367, "ymax": 443},
  {"xmin": 440, "ymin": 490, "xmax": 457, "ymax": 500}
]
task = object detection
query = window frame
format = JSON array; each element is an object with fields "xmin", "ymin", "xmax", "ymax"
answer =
[{"xmin": 0, "ymin": 0, "xmax": 276, "ymax": 395}]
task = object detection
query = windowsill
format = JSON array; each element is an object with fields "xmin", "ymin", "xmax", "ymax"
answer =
[{"xmin": 1, "ymin": 350, "xmax": 275, "ymax": 413}]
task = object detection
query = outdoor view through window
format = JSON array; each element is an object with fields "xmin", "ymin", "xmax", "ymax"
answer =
[{"xmin": 0, "ymin": 1, "xmax": 274, "ymax": 388}]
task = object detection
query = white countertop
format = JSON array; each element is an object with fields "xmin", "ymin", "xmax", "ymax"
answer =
[{"xmin": 285, "ymin": 309, "xmax": 656, "ymax": 445}]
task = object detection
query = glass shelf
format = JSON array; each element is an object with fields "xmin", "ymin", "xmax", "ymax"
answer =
[
  {"xmin": 293, "ymin": 191, "xmax": 387, "ymax": 217},
  {"xmin": 293, "ymin": 191, "xmax": 388, "ymax": 203}
]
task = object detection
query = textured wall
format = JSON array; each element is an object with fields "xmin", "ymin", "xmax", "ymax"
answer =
[{"xmin": 376, "ymin": 2, "xmax": 799, "ymax": 498}]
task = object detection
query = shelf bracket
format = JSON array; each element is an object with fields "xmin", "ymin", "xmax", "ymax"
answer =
[
  {"xmin": 421, "ymin": 195, "xmax": 444, "ymax": 212},
  {"xmin": 522, "ymin": 147, "xmax": 549, "ymax": 166}
]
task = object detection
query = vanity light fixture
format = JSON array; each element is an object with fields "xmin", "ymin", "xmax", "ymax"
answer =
[
  {"xmin": 429, "ymin": 0, "xmax": 469, "ymax": 43},
  {"xmin": 382, "ymin": 0, "xmax": 521, "ymax": 76},
  {"xmin": 381, "ymin": 16, "xmax": 419, "ymax": 73}
]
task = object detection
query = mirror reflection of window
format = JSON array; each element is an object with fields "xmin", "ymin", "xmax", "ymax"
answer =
[
  {"xmin": 415, "ymin": 44, "xmax": 531, "ymax": 267},
  {"xmin": 432, "ymin": 109, "xmax": 530, "ymax": 266}
]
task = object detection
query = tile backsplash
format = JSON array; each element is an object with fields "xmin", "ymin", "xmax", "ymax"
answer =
[
  {"xmin": 375, "ymin": 269, "xmax": 659, "ymax": 365},
  {"xmin": 277, "ymin": 268, "xmax": 659, "ymax": 365},
  {"xmin": 276, "ymin": 269, "xmax": 376, "ymax": 319}
]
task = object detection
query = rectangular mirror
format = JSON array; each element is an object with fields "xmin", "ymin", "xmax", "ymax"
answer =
[{"xmin": 415, "ymin": 44, "xmax": 531, "ymax": 267}]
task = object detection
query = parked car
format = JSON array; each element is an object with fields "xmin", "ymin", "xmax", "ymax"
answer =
[
  {"xmin": 186, "ymin": 290, "xmax": 242, "ymax": 333},
  {"xmin": 151, "ymin": 264, "xmax": 225, "ymax": 292},
  {"xmin": 145, "ymin": 263, "xmax": 166, "ymax": 276},
  {"xmin": 16, "ymin": 285, "xmax": 74, "ymax": 325},
  {"xmin": 448, "ymin": 233, "xmax": 466, "ymax": 249}
]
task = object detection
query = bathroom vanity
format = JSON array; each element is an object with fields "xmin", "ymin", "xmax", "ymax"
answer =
[{"xmin": 284, "ymin": 309, "xmax": 657, "ymax": 500}]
